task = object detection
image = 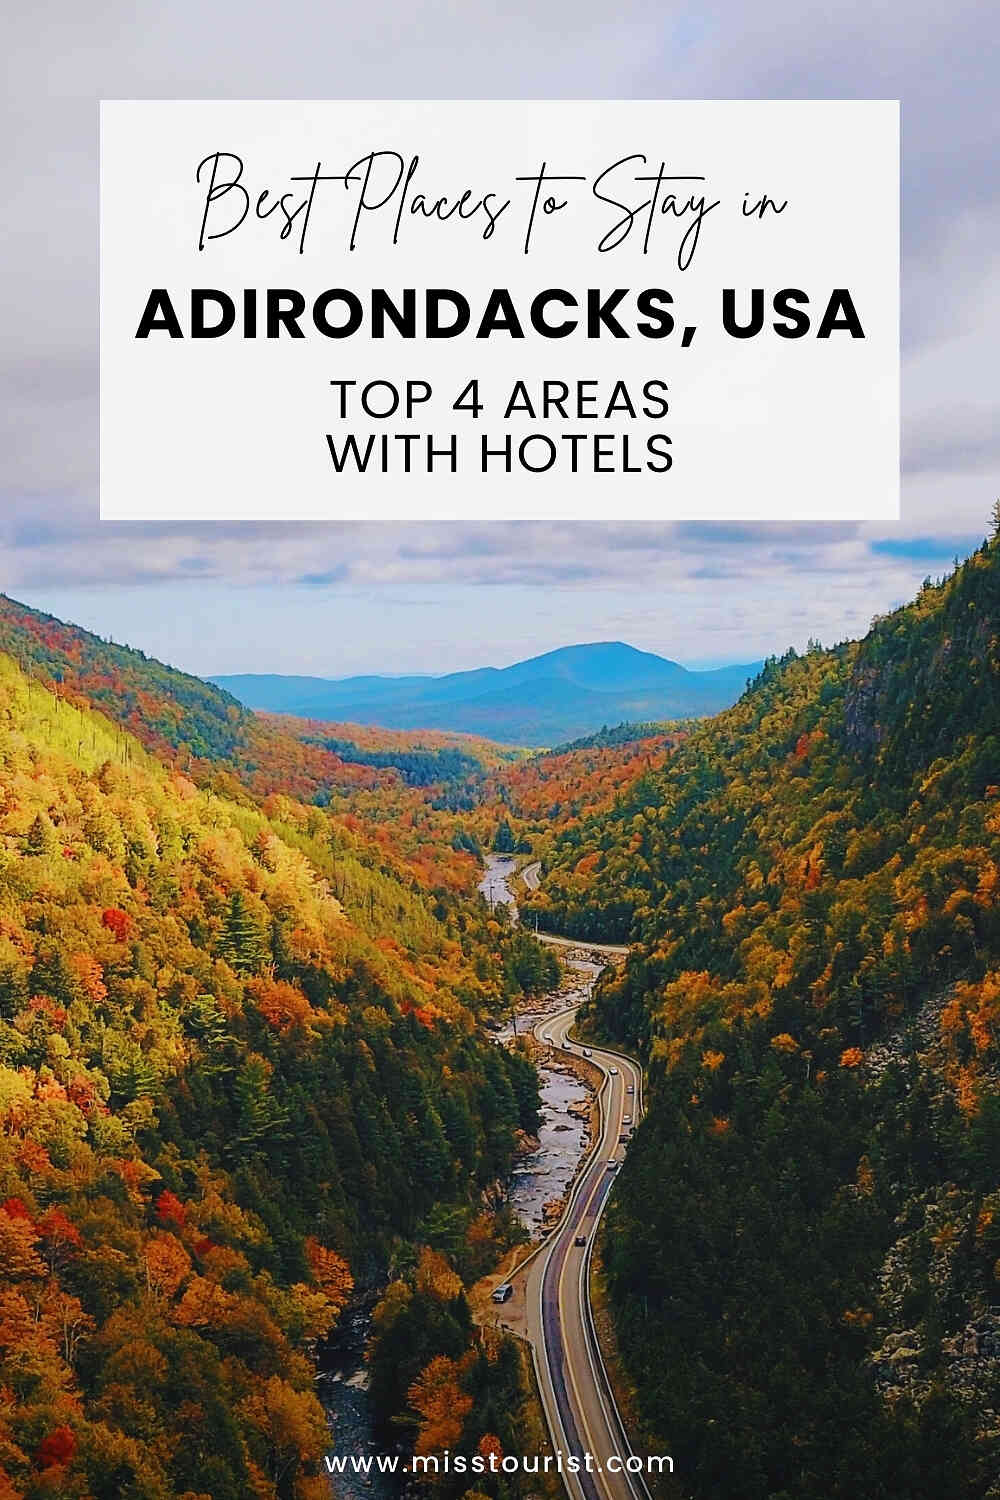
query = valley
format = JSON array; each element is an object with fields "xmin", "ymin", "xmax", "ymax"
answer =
[{"xmin": 1, "ymin": 519, "xmax": 1000, "ymax": 1500}]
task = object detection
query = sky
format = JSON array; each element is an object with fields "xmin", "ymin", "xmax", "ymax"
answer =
[{"xmin": 2, "ymin": 1, "xmax": 998, "ymax": 677}]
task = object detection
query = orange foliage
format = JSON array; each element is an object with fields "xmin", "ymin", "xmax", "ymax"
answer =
[
  {"xmin": 0, "ymin": 1207, "xmax": 45, "ymax": 1280},
  {"xmin": 171, "ymin": 1275, "xmax": 237, "ymax": 1328},
  {"xmin": 500, "ymin": 733, "xmax": 683, "ymax": 832},
  {"xmin": 415, "ymin": 1247, "xmax": 463, "ymax": 1303},
  {"xmin": 238, "ymin": 1375, "xmax": 330, "ymax": 1485},
  {"xmin": 408, "ymin": 1355, "xmax": 473, "ymax": 1456},
  {"xmin": 304, "ymin": 1239, "xmax": 353, "ymax": 1316},
  {"xmin": 143, "ymin": 1234, "xmax": 192, "ymax": 1297},
  {"xmin": 478, "ymin": 1433, "xmax": 503, "ymax": 1463},
  {"xmin": 155, "ymin": 1191, "xmax": 187, "ymax": 1230},
  {"xmin": 68, "ymin": 953, "xmax": 106, "ymax": 1004},
  {"xmin": 247, "ymin": 977, "xmax": 318, "ymax": 1034}
]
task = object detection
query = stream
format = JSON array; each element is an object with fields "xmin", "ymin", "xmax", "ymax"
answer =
[
  {"xmin": 478, "ymin": 852, "xmax": 519, "ymax": 916},
  {"xmin": 320, "ymin": 1302, "xmax": 393, "ymax": 1500}
]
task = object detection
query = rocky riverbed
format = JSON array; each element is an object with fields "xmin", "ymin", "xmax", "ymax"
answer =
[{"xmin": 495, "ymin": 970, "xmax": 601, "ymax": 1233}]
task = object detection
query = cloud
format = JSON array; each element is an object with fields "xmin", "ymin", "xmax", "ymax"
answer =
[
  {"xmin": 903, "ymin": 404, "xmax": 1000, "ymax": 477},
  {"xmin": 0, "ymin": 0, "xmax": 997, "ymax": 672}
]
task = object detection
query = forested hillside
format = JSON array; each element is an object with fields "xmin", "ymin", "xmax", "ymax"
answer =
[
  {"xmin": 538, "ymin": 528, "xmax": 1000, "ymax": 1496},
  {"xmin": 0, "ymin": 597, "xmax": 508, "ymax": 892},
  {"xmin": 0, "ymin": 596, "xmax": 403, "ymax": 808},
  {"xmin": 499, "ymin": 726, "xmax": 682, "ymax": 831},
  {"xmin": 269, "ymin": 718, "xmax": 521, "ymax": 774},
  {"xmin": 0, "ymin": 649, "xmax": 545, "ymax": 1500},
  {"xmin": 508, "ymin": 728, "xmax": 684, "ymax": 938}
]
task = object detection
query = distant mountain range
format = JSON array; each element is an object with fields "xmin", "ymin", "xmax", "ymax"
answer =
[{"xmin": 213, "ymin": 642, "xmax": 763, "ymax": 744}]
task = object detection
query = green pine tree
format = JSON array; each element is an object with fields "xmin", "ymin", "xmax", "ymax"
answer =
[
  {"xmin": 25, "ymin": 812, "xmax": 56, "ymax": 856},
  {"xmin": 492, "ymin": 817, "xmax": 515, "ymax": 853},
  {"xmin": 217, "ymin": 892, "xmax": 267, "ymax": 973}
]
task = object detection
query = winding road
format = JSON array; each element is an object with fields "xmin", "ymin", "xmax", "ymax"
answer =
[
  {"xmin": 497, "ymin": 992, "xmax": 652, "ymax": 1500},
  {"xmin": 481, "ymin": 855, "xmax": 652, "ymax": 1499}
]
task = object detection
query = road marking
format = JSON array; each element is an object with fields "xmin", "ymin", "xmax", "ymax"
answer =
[
  {"xmin": 556, "ymin": 1067, "xmax": 623, "ymax": 1500},
  {"xmin": 577, "ymin": 1058, "xmax": 655, "ymax": 1500},
  {"xmin": 537, "ymin": 1009, "xmax": 648, "ymax": 1500}
]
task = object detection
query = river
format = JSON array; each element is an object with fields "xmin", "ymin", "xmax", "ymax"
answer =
[
  {"xmin": 324, "ymin": 855, "xmax": 601, "ymax": 1495},
  {"xmin": 478, "ymin": 852, "xmax": 519, "ymax": 916},
  {"xmin": 478, "ymin": 853, "xmax": 602, "ymax": 1232},
  {"xmin": 492, "ymin": 966, "xmax": 601, "ymax": 1232},
  {"xmin": 320, "ymin": 1302, "xmax": 394, "ymax": 1500}
]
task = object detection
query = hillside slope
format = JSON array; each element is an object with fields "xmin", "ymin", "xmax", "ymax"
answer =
[
  {"xmin": 0, "ymin": 651, "xmax": 544, "ymax": 1500},
  {"xmin": 0, "ymin": 595, "xmax": 400, "ymax": 807},
  {"xmin": 215, "ymin": 642, "xmax": 760, "ymax": 744},
  {"xmin": 0, "ymin": 597, "xmax": 514, "ymax": 889},
  {"xmin": 524, "ymin": 530, "xmax": 1000, "ymax": 1497},
  {"xmin": 0, "ymin": 594, "xmax": 249, "ymax": 763}
]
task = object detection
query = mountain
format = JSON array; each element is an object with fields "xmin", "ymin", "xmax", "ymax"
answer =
[
  {"xmin": 213, "ymin": 642, "xmax": 762, "ymax": 744},
  {"xmin": 517, "ymin": 529, "xmax": 1000, "ymax": 1496}
]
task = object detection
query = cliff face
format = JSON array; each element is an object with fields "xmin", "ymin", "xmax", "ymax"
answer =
[
  {"xmin": 843, "ymin": 659, "xmax": 885, "ymax": 752},
  {"xmin": 843, "ymin": 541, "xmax": 1000, "ymax": 776}
]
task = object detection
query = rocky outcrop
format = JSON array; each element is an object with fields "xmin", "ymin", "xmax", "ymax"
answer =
[{"xmin": 843, "ymin": 661, "xmax": 886, "ymax": 753}]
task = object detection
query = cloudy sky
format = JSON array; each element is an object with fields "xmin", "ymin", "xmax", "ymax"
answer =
[{"xmin": 2, "ymin": 2, "xmax": 997, "ymax": 676}]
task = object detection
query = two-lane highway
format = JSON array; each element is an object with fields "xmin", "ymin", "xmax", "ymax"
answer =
[
  {"xmin": 511, "ymin": 1001, "xmax": 650, "ymax": 1500},
  {"xmin": 478, "ymin": 857, "xmax": 650, "ymax": 1500}
]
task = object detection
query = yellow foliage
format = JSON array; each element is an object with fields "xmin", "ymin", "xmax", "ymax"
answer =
[{"xmin": 415, "ymin": 1247, "xmax": 463, "ymax": 1304}]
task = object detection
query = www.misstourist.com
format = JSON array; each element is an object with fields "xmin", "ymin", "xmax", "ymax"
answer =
[{"xmin": 324, "ymin": 1449, "xmax": 675, "ymax": 1478}]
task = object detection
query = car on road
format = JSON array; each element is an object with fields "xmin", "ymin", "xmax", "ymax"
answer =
[
  {"xmin": 582, "ymin": 1048, "xmax": 592, "ymax": 1057},
  {"xmin": 626, "ymin": 1084, "xmax": 635, "ymax": 1094},
  {"xmin": 491, "ymin": 1283, "xmax": 513, "ymax": 1303},
  {"xmin": 574, "ymin": 1235, "xmax": 587, "ymax": 1247},
  {"xmin": 609, "ymin": 1066, "xmax": 619, "ymax": 1075},
  {"xmin": 606, "ymin": 1159, "xmax": 619, "ymax": 1170},
  {"xmin": 622, "ymin": 1114, "xmax": 632, "ymax": 1125}
]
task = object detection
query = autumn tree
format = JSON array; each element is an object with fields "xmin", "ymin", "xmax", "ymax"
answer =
[{"xmin": 408, "ymin": 1354, "xmax": 473, "ymax": 1455}]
